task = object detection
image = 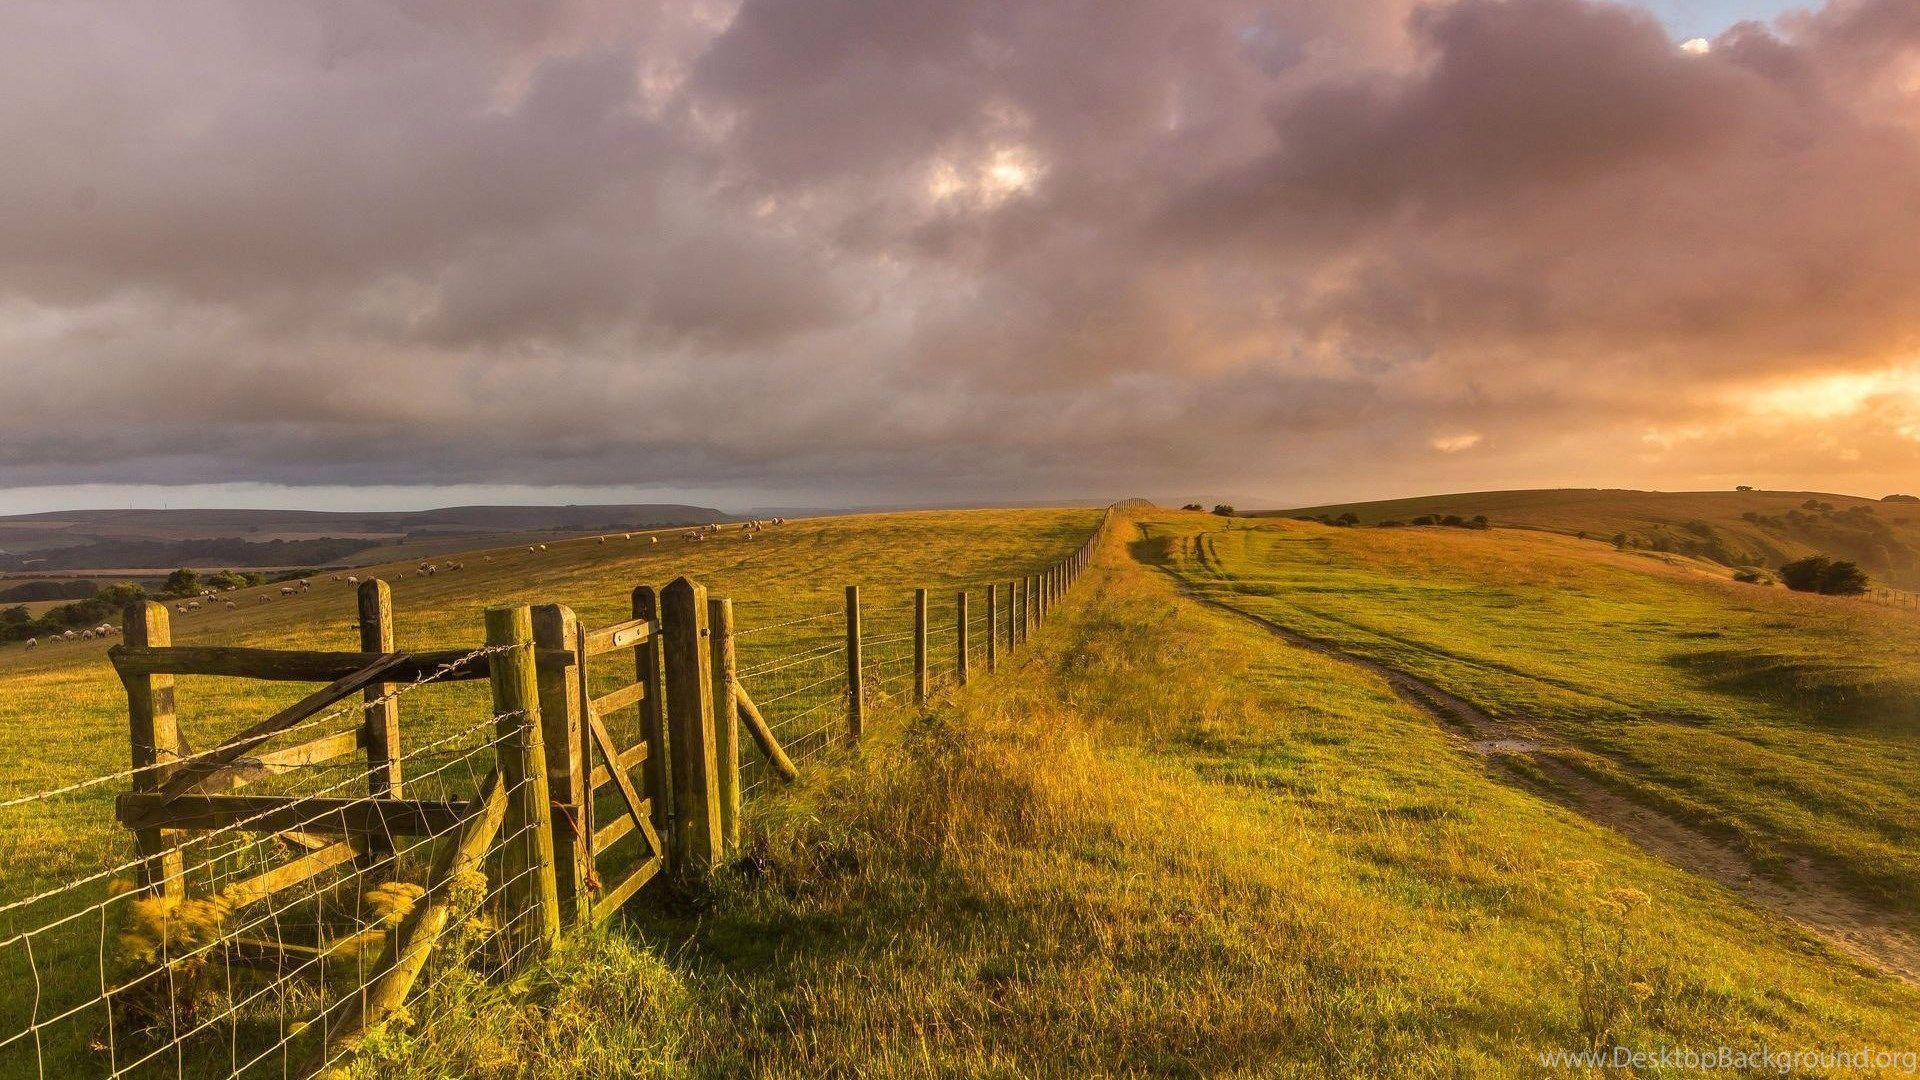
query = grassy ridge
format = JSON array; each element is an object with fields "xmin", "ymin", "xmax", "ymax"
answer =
[
  {"xmin": 1266, "ymin": 488, "xmax": 1920, "ymax": 588},
  {"xmin": 363, "ymin": 511, "xmax": 1920, "ymax": 1077},
  {"xmin": 1164, "ymin": 512, "xmax": 1920, "ymax": 911}
]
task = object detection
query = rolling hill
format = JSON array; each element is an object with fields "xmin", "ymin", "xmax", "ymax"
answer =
[
  {"xmin": 1266, "ymin": 487, "xmax": 1920, "ymax": 588},
  {"xmin": 0, "ymin": 503, "xmax": 737, "ymax": 573}
]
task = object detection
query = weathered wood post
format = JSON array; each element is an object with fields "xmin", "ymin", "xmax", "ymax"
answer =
[
  {"xmin": 661, "ymin": 577, "xmax": 724, "ymax": 874},
  {"xmin": 122, "ymin": 600, "xmax": 183, "ymax": 897},
  {"xmin": 1032, "ymin": 572, "xmax": 1044, "ymax": 628},
  {"xmin": 485, "ymin": 604, "xmax": 560, "ymax": 954},
  {"xmin": 956, "ymin": 590, "xmax": 969, "ymax": 686},
  {"xmin": 709, "ymin": 596, "xmax": 741, "ymax": 854},
  {"xmin": 531, "ymin": 603, "xmax": 587, "ymax": 926},
  {"xmin": 845, "ymin": 585, "xmax": 863, "ymax": 741},
  {"xmin": 986, "ymin": 584, "xmax": 998, "ymax": 674},
  {"xmin": 632, "ymin": 586, "xmax": 671, "ymax": 845},
  {"xmin": 358, "ymin": 580, "xmax": 402, "ymax": 809},
  {"xmin": 913, "ymin": 587, "xmax": 929, "ymax": 705}
]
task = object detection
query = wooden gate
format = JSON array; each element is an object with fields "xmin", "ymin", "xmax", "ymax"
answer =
[{"xmin": 532, "ymin": 588, "xmax": 670, "ymax": 926}]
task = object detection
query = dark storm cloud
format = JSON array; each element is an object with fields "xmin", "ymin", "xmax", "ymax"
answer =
[{"xmin": 5, "ymin": 0, "xmax": 1920, "ymax": 504}]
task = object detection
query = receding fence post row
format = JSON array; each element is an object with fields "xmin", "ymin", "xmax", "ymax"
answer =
[
  {"xmin": 986, "ymin": 584, "xmax": 999, "ymax": 674},
  {"xmin": 484, "ymin": 604, "xmax": 560, "ymax": 955},
  {"xmin": 661, "ymin": 577, "xmax": 724, "ymax": 874},
  {"xmin": 709, "ymin": 596, "xmax": 742, "ymax": 853},
  {"xmin": 122, "ymin": 600, "xmax": 184, "ymax": 897},
  {"xmin": 633, "ymin": 585, "xmax": 672, "ymax": 845},
  {"xmin": 956, "ymin": 590, "xmax": 969, "ymax": 686},
  {"xmin": 530, "ymin": 603, "xmax": 587, "ymax": 926},
  {"xmin": 913, "ymin": 587, "xmax": 930, "ymax": 705},
  {"xmin": 845, "ymin": 585, "xmax": 863, "ymax": 741}
]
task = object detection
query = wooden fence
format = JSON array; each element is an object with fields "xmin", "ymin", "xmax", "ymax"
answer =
[{"xmin": 69, "ymin": 509, "xmax": 1112, "ymax": 1076}]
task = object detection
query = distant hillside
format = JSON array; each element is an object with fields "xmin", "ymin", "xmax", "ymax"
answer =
[
  {"xmin": 1264, "ymin": 488, "xmax": 1920, "ymax": 589},
  {"xmin": 0, "ymin": 503, "xmax": 734, "ymax": 572}
]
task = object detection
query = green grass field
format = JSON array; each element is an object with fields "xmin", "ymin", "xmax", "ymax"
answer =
[
  {"xmin": 8, "ymin": 504, "xmax": 1920, "ymax": 1077},
  {"xmin": 0, "ymin": 508, "xmax": 1098, "ymax": 1078},
  {"xmin": 362, "ymin": 508, "xmax": 1920, "ymax": 1077},
  {"xmin": 1271, "ymin": 487, "xmax": 1920, "ymax": 590}
]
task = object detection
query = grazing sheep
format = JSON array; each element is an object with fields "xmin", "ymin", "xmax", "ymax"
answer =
[
  {"xmin": 61, "ymin": 629, "xmax": 77, "ymax": 640},
  {"xmin": 597, "ymin": 536, "xmax": 606, "ymax": 545},
  {"xmin": 650, "ymin": 536, "xmax": 657, "ymax": 544},
  {"xmin": 225, "ymin": 601, "xmax": 236, "ymax": 609},
  {"xmin": 347, "ymin": 575, "xmax": 359, "ymax": 584},
  {"xmin": 623, "ymin": 533, "xmax": 632, "ymax": 541},
  {"xmin": 538, "ymin": 544, "xmax": 548, "ymax": 551},
  {"xmin": 23, "ymin": 638, "xmax": 35, "ymax": 649},
  {"xmin": 281, "ymin": 586, "xmax": 297, "ymax": 596}
]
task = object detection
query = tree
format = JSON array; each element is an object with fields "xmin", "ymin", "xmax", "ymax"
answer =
[
  {"xmin": 1612, "ymin": 533, "xmax": 1628, "ymax": 550},
  {"xmin": 1467, "ymin": 514, "xmax": 1490, "ymax": 530},
  {"xmin": 163, "ymin": 568, "xmax": 199, "ymax": 596},
  {"xmin": 1181, "ymin": 503, "xmax": 1204, "ymax": 512},
  {"xmin": 1736, "ymin": 485, "xmax": 1754, "ymax": 491},
  {"xmin": 1211, "ymin": 505, "xmax": 1235, "ymax": 517},
  {"xmin": 1778, "ymin": 555, "xmax": 1870, "ymax": 595},
  {"xmin": 1335, "ymin": 512, "xmax": 1360, "ymax": 527}
]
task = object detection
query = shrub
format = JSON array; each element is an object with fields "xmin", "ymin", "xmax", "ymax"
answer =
[
  {"xmin": 162, "ymin": 568, "xmax": 199, "ymax": 596},
  {"xmin": 1181, "ymin": 504, "xmax": 1203, "ymax": 512},
  {"xmin": 1732, "ymin": 568, "xmax": 1768, "ymax": 585},
  {"xmin": 1378, "ymin": 520, "xmax": 1405, "ymax": 528},
  {"xmin": 1736, "ymin": 485, "xmax": 1754, "ymax": 491},
  {"xmin": 1334, "ymin": 512, "xmax": 1360, "ymax": 527},
  {"xmin": 1466, "ymin": 514, "xmax": 1490, "ymax": 530},
  {"xmin": 1612, "ymin": 533, "xmax": 1628, "ymax": 550},
  {"xmin": 1778, "ymin": 555, "xmax": 1870, "ymax": 595},
  {"xmin": 1440, "ymin": 515, "xmax": 1466, "ymax": 528},
  {"xmin": 1411, "ymin": 515, "xmax": 1440, "ymax": 526},
  {"xmin": 1211, "ymin": 505, "xmax": 1235, "ymax": 517},
  {"xmin": 1883, "ymin": 493, "xmax": 1919, "ymax": 503}
]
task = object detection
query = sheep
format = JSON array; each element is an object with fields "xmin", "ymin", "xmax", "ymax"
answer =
[
  {"xmin": 280, "ymin": 586, "xmax": 297, "ymax": 596},
  {"xmin": 650, "ymin": 536, "xmax": 658, "ymax": 544},
  {"xmin": 61, "ymin": 629, "xmax": 77, "ymax": 640},
  {"xmin": 538, "ymin": 544, "xmax": 548, "ymax": 551},
  {"xmin": 225, "ymin": 601, "xmax": 236, "ymax": 609},
  {"xmin": 347, "ymin": 575, "xmax": 359, "ymax": 584},
  {"xmin": 23, "ymin": 638, "xmax": 34, "ymax": 649},
  {"xmin": 623, "ymin": 533, "xmax": 632, "ymax": 541},
  {"xmin": 597, "ymin": 536, "xmax": 606, "ymax": 545}
]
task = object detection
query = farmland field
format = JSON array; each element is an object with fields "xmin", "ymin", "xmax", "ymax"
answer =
[{"xmin": 8, "ymin": 504, "xmax": 1920, "ymax": 1077}]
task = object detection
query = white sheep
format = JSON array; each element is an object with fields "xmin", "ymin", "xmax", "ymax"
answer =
[
  {"xmin": 538, "ymin": 544, "xmax": 548, "ymax": 551},
  {"xmin": 348, "ymin": 575, "xmax": 359, "ymax": 584},
  {"xmin": 23, "ymin": 637, "xmax": 35, "ymax": 649},
  {"xmin": 650, "ymin": 536, "xmax": 658, "ymax": 544}
]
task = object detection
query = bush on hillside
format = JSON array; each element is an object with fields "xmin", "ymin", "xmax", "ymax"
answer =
[
  {"xmin": 1885, "ymin": 494, "xmax": 1920, "ymax": 503},
  {"xmin": 1778, "ymin": 556, "xmax": 1869, "ymax": 595},
  {"xmin": 1732, "ymin": 568, "xmax": 1770, "ymax": 585},
  {"xmin": 1181, "ymin": 504, "xmax": 1203, "ymax": 512},
  {"xmin": 1211, "ymin": 505, "xmax": 1235, "ymax": 517}
]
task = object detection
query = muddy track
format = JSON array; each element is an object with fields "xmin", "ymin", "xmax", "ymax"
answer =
[{"xmin": 1176, "ymin": 576, "xmax": 1920, "ymax": 986}]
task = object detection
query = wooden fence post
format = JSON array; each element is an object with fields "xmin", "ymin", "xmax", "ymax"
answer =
[
  {"xmin": 986, "ymin": 584, "xmax": 998, "ymax": 674},
  {"xmin": 661, "ymin": 577, "xmax": 723, "ymax": 874},
  {"xmin": 485, "ymin": 605, "xmax": 560, "ymax": 954},
  {"xmin": 531, "ymin": 603, "xmax": 587, "ymax": 927},
  {"xmin": 709, "ymin": 597, "xmax": 741, "ymax": 854},
  {"xmin": 358, "ymin": 581, "xmax": 401, "ymax": 811},
  {"xmin": 845, "ymin": 585, "xmax": 863, "ymax": 741},
  {"xmin": 956, "ymin": 590, "xmax": 969, "ymax": 686},
  {"xmin": 122, "ymin": 600, "xmax": 183, "ymax": 897},
  {"xmin": 913, "ymin": 588, "xmax": 929, "ymax": 705},
  {"xmin": 633, "ymin": 586, "xmax": 672, "ymax": 847}
]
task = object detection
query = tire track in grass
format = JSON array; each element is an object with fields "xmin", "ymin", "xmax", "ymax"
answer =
[{"xmin": 1157, "ymin": 542, "xmax": 1920, "ymax": 987}]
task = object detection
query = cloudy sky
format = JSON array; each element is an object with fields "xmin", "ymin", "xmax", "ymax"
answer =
[{"xmin": 4, "ymin": 0, "xmax": 1917, "ymax": 513}]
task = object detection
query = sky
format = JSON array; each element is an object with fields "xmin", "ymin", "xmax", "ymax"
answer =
[{"xmin": 4, "ymin": 0, "xmax": 1919, "ymax": 515}]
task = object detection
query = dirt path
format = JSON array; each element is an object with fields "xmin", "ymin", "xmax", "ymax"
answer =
[{"xmin": 1184, "ymin": 583, "xmax": 1920, "ymax": 987}]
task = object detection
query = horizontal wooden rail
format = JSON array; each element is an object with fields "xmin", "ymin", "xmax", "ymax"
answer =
[
  {"xmin": 116, "ymin": 792, "xmax": 472, "ymax": 837},
  {"xmin": 589, "ymin": 681, "xmax": 646, "ymax": 716},
  {"xmin": 108, "ymin": 645, "xmax": 524, "ymax": 683},
  {"xmin": 591, "ymin": 856, "xmax": 661, "ymax": 924},
  {"xmin": 581, "ymin": 617, "xmax": 655, "ymax": 657}
]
